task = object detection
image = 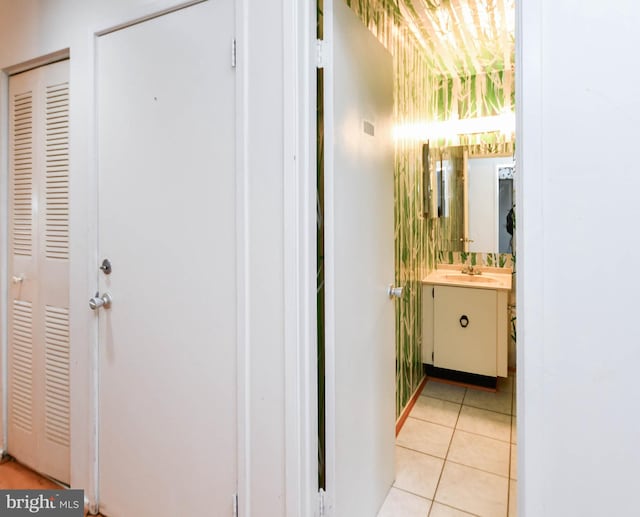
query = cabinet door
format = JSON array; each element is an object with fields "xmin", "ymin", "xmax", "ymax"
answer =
[{"xmin": 434, "ymin": 286, "xmax": 497, "ymax": 376}]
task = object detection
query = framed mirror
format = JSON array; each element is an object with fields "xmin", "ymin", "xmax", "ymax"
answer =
[{"xmin": 424, "ymin": 144, "xmax": 515, "ymax": 254}]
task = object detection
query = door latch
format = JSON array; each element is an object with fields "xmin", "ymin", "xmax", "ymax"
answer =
[{"xmin": 100, "ymin": 258, "xmax": 112, "ymax": 275}]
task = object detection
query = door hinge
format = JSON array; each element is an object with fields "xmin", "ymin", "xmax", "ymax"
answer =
[
  {"xmin": 318, "ymin": 488, "xmax": 326, "ymax": 517},
  {"xmin": 432, "ymin": 351, "xmax": 434, "ymax": 362},
  {"xmin": 231, "ymin": 39, "xmax": 237, "ymax": 68},
  {"xmin": 432, "ymin": 287, "xmax": 435, "ymax": 298},
  {"xmin": 233, "ymin": 493, "xmax": 238, "ymax": 517},
  {"xmin": 316, "ymin": 39, "xmax": 326, "ymax": 69}
]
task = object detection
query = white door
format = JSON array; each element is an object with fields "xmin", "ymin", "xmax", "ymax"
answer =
[
  {"xmin": 324, "ymin": 1, "xmax": 396, "ymax": 515},
  {"xmin": 8, "ymin": 59, "xmax": 70, "ymax": 484},
  {"xmin": 96, "ymin": 2, "xmax": 237, "ymax": 515}
]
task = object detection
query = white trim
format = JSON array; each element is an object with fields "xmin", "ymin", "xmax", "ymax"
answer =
[
  {"xmin": 235, "ymin": 0, "xmax": 251, "ymax": 515},
  {"xmin": 0, "ymin": 69, "xmax": 8, "ymax": 454},
  {"xmin": 516, "ymin": 0, "xmax": 542, "ymax": 514},
  {"xmin": 283, "ymin": 0, "xmax": 318, "ymax": 516},
  {"xmin": 86, "ymin": 30, "xmax": 100, "ymax": 513},
  {"xmin": 3, "ymin": 50, "xmax": 70, "ymax": 77},
  {"xmin": 93, "ymin": 0, "xmax": 206, "ymax": 36},
  {"xmin": 322, "ymin": 0, "xmax": 337, "ymax": 513}
]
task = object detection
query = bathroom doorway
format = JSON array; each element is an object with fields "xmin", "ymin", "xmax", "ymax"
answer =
[{"xmin": 317, "ymin": 0, "xmax": 517, "ymax": 514}]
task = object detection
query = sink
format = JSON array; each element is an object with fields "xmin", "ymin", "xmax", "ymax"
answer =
[
  {"xmin": 422, "ymin": 264, "xmax": 513, "ymax": 291},
  {"xmin": 444, "ymin": 274, "xmax": 498, "ymax": 283}
]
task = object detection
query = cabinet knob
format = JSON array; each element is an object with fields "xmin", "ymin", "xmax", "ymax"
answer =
[{"xmin": 459, "ymin": 315, "xmax": 469, "ymax": 328}]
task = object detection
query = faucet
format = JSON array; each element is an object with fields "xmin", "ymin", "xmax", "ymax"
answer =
[{"xmin": 461, "ymin": 264, "xmax": 482, "ymax": 275}]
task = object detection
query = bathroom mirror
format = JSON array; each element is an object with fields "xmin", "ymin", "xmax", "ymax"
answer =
[
  {"xmin": 423, "ymin": 143, "xmax": 465, "ymax": 222},
  {"xmin": 424, "ymin": 144, "xmax": 515, "ymax": 254}
]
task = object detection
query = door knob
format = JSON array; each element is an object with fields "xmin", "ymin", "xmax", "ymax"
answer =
[
  {"xmin": 388, "ymin": 285, "xmax": 403, "ymax": 299},
  {"xmin": 12, "ymin": 274, "xmax": 25, "ymax": 284},
  {"xmin": 89, "ymin": 292, "xmax": 112, "ymax": 310}
]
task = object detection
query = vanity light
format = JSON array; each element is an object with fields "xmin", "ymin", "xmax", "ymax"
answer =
[{"xmin": 394, "ymin": 112, "xmax": 515, "ymax": 141}]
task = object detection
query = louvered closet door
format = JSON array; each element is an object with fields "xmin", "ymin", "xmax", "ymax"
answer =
[{"xmin": 8, "ymin": 59, "xmax": 70, "ymax": 484}]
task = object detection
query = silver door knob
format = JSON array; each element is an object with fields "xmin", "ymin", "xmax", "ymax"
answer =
[
  {"xmin": 388, "ymin": 285, "xmax": 403, "ymax": 299},
  {"xmin": 12, "ymin": 274, "xmax": 25, "ymax": 284},
  {"xmin": 89, "ymin": 292, "xmax": 112, "ymax": 310}
]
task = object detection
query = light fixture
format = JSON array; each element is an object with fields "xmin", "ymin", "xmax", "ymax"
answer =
[{"xmin": 393, "ymin": 112, "xmax": 515, "ymax": 141}]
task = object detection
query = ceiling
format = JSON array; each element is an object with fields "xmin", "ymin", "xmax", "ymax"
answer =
[{"xmin": 397, "ymin": 0, "xmax": 515, "ymax": 78}]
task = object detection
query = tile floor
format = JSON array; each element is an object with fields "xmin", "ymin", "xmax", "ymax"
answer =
[
  {"xmin": 1, "ymin": 376, "xmax": 516, "ymax": 517},
  {"xmin": 379, "ymin": 374, "xmax": 517, "ymax": 517}
]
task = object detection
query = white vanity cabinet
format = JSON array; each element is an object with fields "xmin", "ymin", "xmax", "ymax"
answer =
[{"xmin": 422, "ymin": 268, "xmax": 511, "ymax": 378}]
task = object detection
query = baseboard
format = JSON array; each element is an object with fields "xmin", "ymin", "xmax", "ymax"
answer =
[{"xmin": 395, "ymin": 376, "xmax": 427, "ymax": 436}]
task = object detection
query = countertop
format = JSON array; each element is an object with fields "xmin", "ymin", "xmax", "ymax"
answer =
[{"xmin": 422, "ymin": 264, "xmax": 513, "ymax": 291}]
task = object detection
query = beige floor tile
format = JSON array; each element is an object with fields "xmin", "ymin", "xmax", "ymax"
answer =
[
  {"xmin": 447, "ymin": 430, "xmax": 510, "ymax": 477},
  {"xmin": 397, "ymin": 417, "xmax": 454, "ymax": 459},
  {"xmin": 456, "ymin": 405, "xmax": 511, "ymax": 442},
  {"xmin": 510, "ymin": 444, "xmax": 517, "ymax": 480},
  {"xmin": 435, "ymin": 462, "xmax": 508, "ymax": 517},
  {"xmin": 377, "ymin": 487, "xmax": 431, "ymax": 517},
  {"xmin": 511, "ymin": 416, "xmax": 517, "ymax": 444},
  {"xmin": 421, "ymin": 381, "xmax": 466, "ymax": 404},
  {"xmin": 509, "ymin": 480, "xmax": 517, "ymax": 517},
  {"xmin": 411, "ymin": 396, "xmax": 461, "ymax": 428},
  {"xmin": 463, "ymin": 386, "xmax": 513, "ymax": 415},
  {"xmin": 429, "ymin": 502, "xmax": 476, "ymax": 517},
  {"xmin": 394, "ymin": 446, "xmax": 443, "ymax": 500}
]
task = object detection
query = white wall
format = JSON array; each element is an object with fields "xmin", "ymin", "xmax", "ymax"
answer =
[
  {"xmin": 0, "ymin": 1, "xmax": 304, "ymax": 514},
  {"xmin": 518, "ymin": 1, "xmax": 640, "ymax": 515}
]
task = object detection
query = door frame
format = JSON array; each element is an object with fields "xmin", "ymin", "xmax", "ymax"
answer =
[
  {"xmin": 286, "ymin": 0, "xmax": 528, "ymax": 515},
  {"xmin": 281, "ymin": 0, "xmax": 319, "ymax": 515}
]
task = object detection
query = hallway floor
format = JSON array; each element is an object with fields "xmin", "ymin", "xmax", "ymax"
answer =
[
  {"xmin": 0, "ymin": 458, "xmax": 102, "ymax": 516},
  {"xmin": 379, "ymin": 375, "xmax": 517, "ymax": 517}
]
